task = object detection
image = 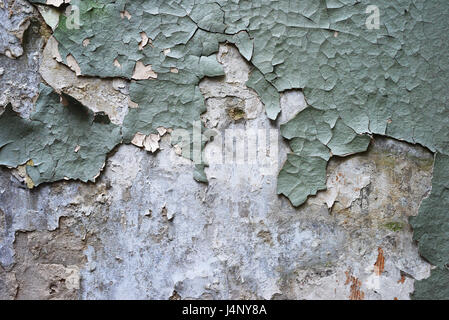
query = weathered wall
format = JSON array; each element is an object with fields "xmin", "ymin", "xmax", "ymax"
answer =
[{"xmin": 0, "ymin": 0, "xmax": 447, "ymax": 299}]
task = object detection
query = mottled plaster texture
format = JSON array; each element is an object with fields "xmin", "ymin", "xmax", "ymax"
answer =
[{"xmin": 0, "ymin": 0, "xmax": 448, "ymax": 299}]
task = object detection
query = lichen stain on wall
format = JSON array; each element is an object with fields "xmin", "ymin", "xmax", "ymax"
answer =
[{"xmin": 0, "ymin": 0, "xmax": 448, "ymax": 299}]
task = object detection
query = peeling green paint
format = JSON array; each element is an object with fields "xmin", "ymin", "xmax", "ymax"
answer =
[
  {"xmin": 384, "ymin": 222, "xmax": 404, "ymax": 232},
  {"xmin": 0, "ymin": 84, "xmax": 122, "ymax": 186},
  {"xmin": 410, "ymin": 154, "xmax": 449, "ymax": 299},
  {"xmin": 15, "ymin": 0, "xmax": 449, "ymax": 299},
  {"xmin": 278, "ymin": 109, "xmax": 370, "ymax": 205}
]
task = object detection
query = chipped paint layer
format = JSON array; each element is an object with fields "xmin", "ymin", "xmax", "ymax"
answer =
[
  {"xmin": 0, "ymin": 0, "xmax": 445, "ymax": 299},
  {"xmin": 39, "ymin": 36, "xmax": 131, "ymax": 125},
  {"xmin": 25, "ymin": 0, "xmax": 448, "ymax": 205},
  {"xmin": 374, "ymin": 247, "xmax": 385, "ymax": 276},
  {"xmin": 0, "ymin": 85, "xmax": 122, "ymax": 186},
  {"xmin": 0, "ymin": 30, "xmax": 436, "ymax": 299},
  {"xmin": 410, "ymin": 154, "xmax": 449, "ymax": 299}
]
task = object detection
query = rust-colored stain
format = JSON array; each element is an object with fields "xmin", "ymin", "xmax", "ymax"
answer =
[
  {"xmin": 373, "ymin": 247, "xmax": 385, "ymax": 276},
  {"xmin": 335, "ymin": 172, "xmax": 343, "ymax": 182},
  {"xmin": 345, "ymin": 271, "xmax": 365, "ymax": 300},
  {"xmin": 397, "ymin": 275, "xmax": 405, "ymax": 284}
]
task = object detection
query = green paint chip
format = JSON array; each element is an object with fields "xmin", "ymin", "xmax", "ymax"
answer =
[{"xmin": 14, "ymin": 0, "xmax": 449, "ymax": 299}]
